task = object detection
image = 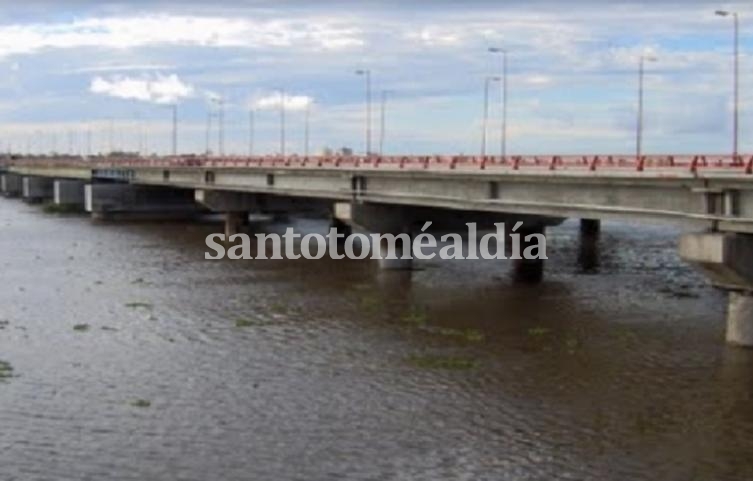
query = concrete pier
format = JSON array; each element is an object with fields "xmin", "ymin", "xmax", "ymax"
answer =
[
  {"xmin": 680, "ymin": 232, "xmax": 753, "ymax": 347},
  {"xmin": 580, "ymin": 219, "xmax": 601, "ymax": 238},
  {"xmin": 339, "ymin": 202, "xmax": 415, "ymax": 270},
  {"xmin": 224, "ymin": 211, "xmax": 248, "ymax": 237},
  {"xmin": 0, "ymin": 173, "xmax": 22, "ymax": 197},
  {"xmin": 512, "ymin": 225, "xmax": 546, "ymax": 284},
  {"xmin": 727, "ymin": 292, "xmax": 753, "ymax": 346},
  {"xmin": 86, "ymin": 183, "xmax": 201, "ymax": 220},
  {"xmin": 22, "ymin": 176, "xmax": 54, "ymax": 203},
  {"xmin": 54, "ymin": 180, "xmax": 86, "ymax": 209},
  {"xmin": 578, "ymin": 219, "xmax": 601, "ymax": 272}
]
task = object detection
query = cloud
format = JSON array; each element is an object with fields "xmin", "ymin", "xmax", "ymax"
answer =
[
  {"xmin": 0, "ymin": 15, "xmax": 364, "ymax": 58},
  {"xmin": 254, "ymin": 93, "xmax": 313, "ymax": 111},
  {"xmin": 89, "ymin": 74, "xmax": 194, "ymax": 104}
]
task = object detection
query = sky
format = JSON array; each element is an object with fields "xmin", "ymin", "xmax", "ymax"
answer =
[{"xmin": 0, "ymin": 0, "xmax": 751, "ymax": 156}]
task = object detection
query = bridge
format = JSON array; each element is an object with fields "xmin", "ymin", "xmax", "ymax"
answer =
[{"xmin": 2, "ymin": 152, "xmax": 753, "ymax": 347}]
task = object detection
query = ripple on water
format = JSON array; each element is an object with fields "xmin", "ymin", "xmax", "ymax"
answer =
[{"xmin": 0, "ymin": 202, "xmax": 752, "ymax": 480}]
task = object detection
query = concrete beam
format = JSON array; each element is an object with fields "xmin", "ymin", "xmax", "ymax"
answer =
[
  {"xmin": 1, "ymin": 173, "xmax": 22, "ymax": 197},
  {"xmin": 679, "ymin": 233, "xmax": 753, "ymax": 291},
  {"xmin": 195, "ymin": 189, "xmax": 259, "ymax": 212},
  {"xmin": 54, "ymin": 179, "xmax": 86, "ymax": 208},
  {"xmin": 22, "ymin": 176, "xmax": 54, "ymax": 203},
  {"xmin": 85, "ymin": 183, "xmax": 202, "ymax": 220}
]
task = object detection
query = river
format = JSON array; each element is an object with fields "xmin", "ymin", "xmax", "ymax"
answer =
[{"xmin": 1, "ymin": 198, "xmax": 752, "ymax": 480}]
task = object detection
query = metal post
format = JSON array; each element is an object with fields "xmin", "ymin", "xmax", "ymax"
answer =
[
  {"xmin": 280, "ymin": 89, "xmax": 286, "ymax": 159},
  {"xmin": 217, "ymin": 97, "xmax": 224, "ymax": 156},
  {"xmin": 734, "ymin": 13, "xmax": 739, "ymax": 160},
  {"xmin": 304, "ymin": 103, "xmax": 310, "ymax": 158},
  {"xmin": 171, "ymin": 104, "xmax": 177, "ymax": 156},
  {"xmin": 716, "ymin": 10, "xmax": 740, "ymax": 160},
  {"xmin": 355, "ymin": 69, "xmax": 371, "ymax": 156},
  {"xmin": 636, "ymin": 55, "xmax": 656, "ymax": 162},
  {"xmin": 366, "ymin": 71, "xmax": 371, "ymax": 156},
  {"xmin": 249, "ymin": 109, "xmax": 255, "ymax": 157},
  {"xmin": 637, "ymin": 56, "xmax": 644, "ymax": 161},
  {"xmin": 502, "ymin": 50, "xmax": 508, "ymax": 159},
  {"xmin": 205, "ymin": 111, "xmax": 212, "ymax": 156},
  {"xmin": 379, "ymin": 90, "xmax": 387, "ymax": 156},
  {"xmin": 481, "ymin": 76, "xmax": 499, "ymax": 158}
]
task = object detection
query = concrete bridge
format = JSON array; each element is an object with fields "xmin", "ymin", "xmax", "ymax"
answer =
[{"xmin": 3, "ymin": 153, "xmax": 753, "ymax": 346}]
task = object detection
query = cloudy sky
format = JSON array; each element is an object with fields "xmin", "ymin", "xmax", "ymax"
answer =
[{"xmin": 0, "ymin": 0, "xmax": 751, "ymax": 156}]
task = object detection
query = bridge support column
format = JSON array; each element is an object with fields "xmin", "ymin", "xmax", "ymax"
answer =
[
  {"xmin": 195, "ymin": 189, "xmax": 257, "ymax": 238},
  {"xmin": 336, "ymin": 202, "xmax": 414, "ymax": 270},
  {"xmin": 224, "ymin": 212, "xmax": 248, "ymax": 238},
  {"xmin": 86, "ymin": 183, "xmax": 201, "ymax": 220},
  {"xmin": 22, "ymin": 176, "xmax": 54, "ymax": 203},
  {"xmin": 329, "ymin": 216, "xmax": 352, "ymax": 238},
  {"xmin": 578, "ymin": 219, "xmax": 601, "ymax": 272},
  {"xmin": 580, "ymin": 219, "xmax": 600, "ymax": 238},
  {"xmin": 54, "ymin": 180, "xmax": 86, "ymax": 209},
  {"xmin": 0, "ymin": 173, "xmax": 22, "ymax": 197},
  {"xmin": 680, "ymin": 232, "xmax": 753, "ymax": 347},
  {"xmin": 727, "ymin": 293, "xmax": 753, "ymax": 347},
  {"xmin": 512, "ymin": 225, "xmax": 546, "ymax": 284}
]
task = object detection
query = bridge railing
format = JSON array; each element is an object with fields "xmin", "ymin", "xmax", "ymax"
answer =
[{"xmin": 4, "ymin": 154, "xmax": 753, "ymax": 175}]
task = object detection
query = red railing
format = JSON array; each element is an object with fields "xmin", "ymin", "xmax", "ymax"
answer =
[{"xmin": 4, "ymin": 154, "xmax": 753, "ymax": 175}]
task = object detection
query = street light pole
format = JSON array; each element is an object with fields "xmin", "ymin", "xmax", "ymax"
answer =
[
  {"xmin": 481, "ymin": 76, "xmax": 501, "ymax": 158},
  {"xmin": 217, "ymin": 97, "xmax": 225, "ymax": 156},
  {"xmin": 171, "ymin": 104, "xmax": 177, "ymax": 156},
  {"xmin": 304, "ymin": 102, "xmax": 311, "ymax": 158},
  {"xmin": 279, "ymin": 89, "xmax": 286, "ymax": 159},
  {"xmin": 637, "ymin": 55, "xmax": 657, "ymax": 161},
  {"xmin": 379, "ymin": 90, "xmax": 388, "ymax": 156},
  {"xmin": 489, "ymin": 47, "xmax": 509, "ymax": 159},
  {"xmin": 249, "ymin": 108, "xmax": 255, "ymax": 157},
  {"xmin": 716, "ymin": 10, "xmax": 740, "ymax": 160},
  {"xmin": 205, "ymin": 110, "xmax": 213, "ymax": 156},
  {"xmin": 355, "ymin": 69, "xmax": 371, "ymax": 155}
]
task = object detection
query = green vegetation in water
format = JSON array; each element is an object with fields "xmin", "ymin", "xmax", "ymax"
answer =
[
  {"xmin": 528, "ymin": 327, "xmax": 552, "ymax": 337},
  {"xmin": 420, "ymin": 326, "xmax": 485, "ymax": 342},
  {"xmin": 73, "ymin": 324, "xmax": 90, "ymax": 332},
  {"xmin": 42, "ymin": 203, "xmax": 80, "ymax": 214},
  {"xmin": 400, "ymin": 306, "xmax": 428, "ymax": 326},
  {"xmin": 235, "ymin": 318, "xmax": 268, "ymax": 328},
  {"xmin": 406, "ymin": 355, "xmax": 478, "ymax": 371},
  {"xmin": 130, "ymin": 399, "xmax": 151, "ymax": 408},
  {"xmin": 269, "ymin": 302, "xmax": 288, "ymax": 314},
  {"xmin": 0, "ymin": 360, "xmax": 14, "ymax": 380},
  {"xmin": 359, "ymin": 293, "xmax": 382, "ymax": 312},
  {"xmin": 125, "ymin": 302, "xmax": 153, "ymax": 310}
]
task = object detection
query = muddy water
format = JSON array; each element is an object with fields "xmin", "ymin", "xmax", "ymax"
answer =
[{"xmin": 1, "ymin": 198, "xmax": 752, "ymax": 481}]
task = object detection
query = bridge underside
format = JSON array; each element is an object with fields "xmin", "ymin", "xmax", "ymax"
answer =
[{"xmin": 5, "ymin": 162, "xmax": 753, "ymax": 347}]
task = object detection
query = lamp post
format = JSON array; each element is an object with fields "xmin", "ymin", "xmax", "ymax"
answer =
[
  {"xmin": 171, "ymin": 104, "xmax": 178, "ymax": 156},
  {"xmin": 304, "ymin": 101, "xmax": 311, "ymax": 158},
  {"xmin": 481, "ymin": 76, "xmax": 501, "ymax": 158},
  {"xmin": 716, "ymin": 10, "xmax": 740, "ymax": 160},
  {"xmin": 249, "ymin": 108, "xmax": 255, "ymax": 157},
  {"xmin": 205, "ymin": 110, "xmax": 213, "ymax": 156},
  {"xmin": 489, "ymin": 47, "xmax": 508, "ymax": 159},
  {"xmin": 379, "ymin": 90, "xmax": 389, "ymax": 156},
  {"xmin": 355, "ymin": 69, "xmax": 372, "ymax": 155},
  {"xmin": 211, "ymin": 96, "xmax": 224, "ymax": 156},
  {"xmin": 279, "ymin": 89, "xmax": 286, "ymax": 159},
  {"xmin": 637, "ymin": 55, "xmax": 657, "ymax": 162}
]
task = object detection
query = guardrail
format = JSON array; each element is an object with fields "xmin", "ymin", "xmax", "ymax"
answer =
[{"xmin": 4, "ymin": 154, "xmax": 753, "ymax": 175}]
